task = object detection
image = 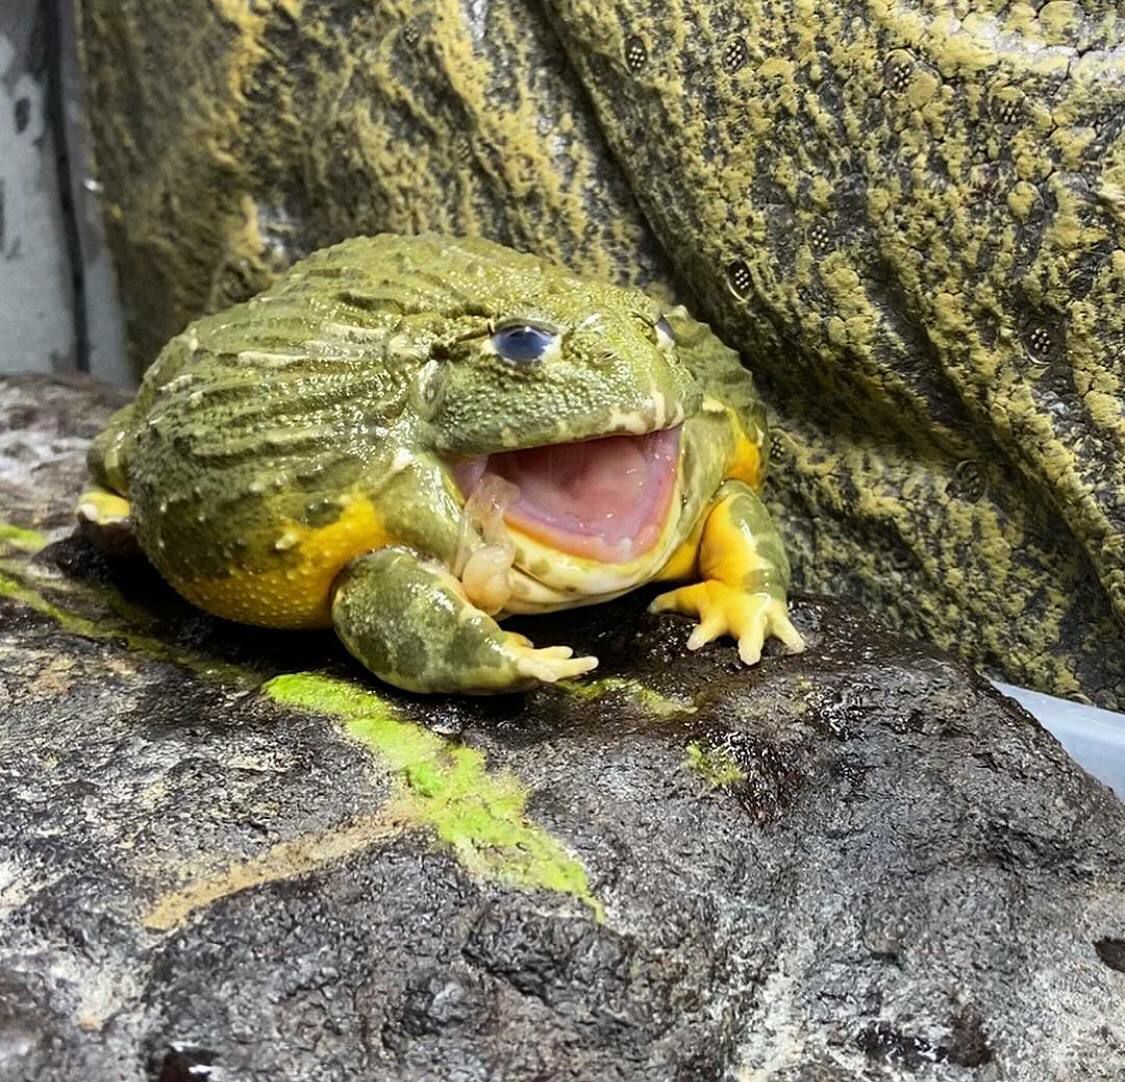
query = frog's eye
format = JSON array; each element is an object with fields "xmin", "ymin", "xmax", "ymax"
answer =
[
  {"xmin": 655, "ymin": 316, "xmax": 676, "ymax": 347},
  {"xmin": 491, "ymin": 325, "xmax": 556, "ymax": 364}
]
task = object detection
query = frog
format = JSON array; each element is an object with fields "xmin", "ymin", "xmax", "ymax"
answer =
[{"xmin": 77, "ymin": 234, "xmax": 804, "ymax": 693}]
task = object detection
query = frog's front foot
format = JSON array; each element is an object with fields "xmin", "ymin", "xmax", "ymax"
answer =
[
  {"xmin": 650, "ymin": 581, "xmax": 805, "ymax": 665},
  {"xmin": 75, "ymin": 484, "xmax": 139, "ymax": 557},
  {"xmin": 332, "ymin": 546, "xmax": 597, "ymax": 694}
]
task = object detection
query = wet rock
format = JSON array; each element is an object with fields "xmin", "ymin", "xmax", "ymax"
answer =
[
  {"xmin": 76, "ymin": 0, "xmax": 1125, "ymax": 704},
  {"xmin": 2, "ymin": 374, "xmax": 1124, "ymax": 1081}
]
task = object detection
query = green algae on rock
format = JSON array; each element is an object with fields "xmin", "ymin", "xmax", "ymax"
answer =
[
  {"xmin": 0, "ymin": 522, "xmax": 48, "ymax": 553},
  {"xmin": 0, "ymin": 563, "xmax": 262, "ymax": 687},
  {"xmin": 685, "ymin": 740, "xmax": 747, "ymax": 787},
  {"xmin": 561, "ymin": 675, "xmax": 696, "ymax": 718},
  {"xmin": 263, "ymin": 672, "xmax": 602, "ymax": 914}
]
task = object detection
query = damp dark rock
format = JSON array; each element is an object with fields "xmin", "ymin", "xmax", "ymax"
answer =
[{"xmin": 1, "ymin": 375, "xmax": 1124, "ymax": 1081}]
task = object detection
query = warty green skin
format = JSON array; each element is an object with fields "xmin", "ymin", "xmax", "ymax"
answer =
[{"xmin": 88, "ymin": 233, "xmax": 784, "ymax": 693}]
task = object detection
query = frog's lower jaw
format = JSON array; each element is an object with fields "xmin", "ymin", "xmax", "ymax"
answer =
[
  {"xmin": 500, "ymin": 527, "xmax": 678, "ymax": 616},
  {"xmin": 452, "ymin": 426, "xmax": 681, "ymax": 566}
]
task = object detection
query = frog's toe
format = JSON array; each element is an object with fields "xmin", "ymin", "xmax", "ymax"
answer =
[
  {"xmin": 736, "ymin": 609, "xmax": 768, "ymax": 666},
  {"xmin": 651, "ymin": 581, "xmax": 804, "ymax": 665},
  {"xmin": 75, "ymin": 486, "xmax": 139, "ymax": 557},
  {"xmin": 770, "ymin": 608, "xmax": 806, "ymax": 655},
  {"xmin": 535, "ymin": 645, "xmax": 576, "ymax": 659},
  {"xmin": 517, "ymin": 652, "xmax": 598, "ymax": 684},
  {"xmin": 734, "ymin": 595, "xmax": 806, "ymax": 663},
  {"xmin": 648, "ymin": 588, "xmax": 688, "ymax": 616},
  {"xmin": 686, "ymin": 615, "xmax": 725, "ymax": 651},
  {"xmin": 503, "ymin": 634, "xmax": 598, "ymax": 684},
  {"xmin": 650, "ymin": 581, "xmax": 729, "ymax": 625}
]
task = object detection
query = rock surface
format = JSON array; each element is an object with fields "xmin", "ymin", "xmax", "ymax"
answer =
[
  {"xmin": 75, "ymin": 0, "xmax": 1125, "ymax": 706},
  {"xmin": 3, "ymin": 380, "xmax": 1125, "ymax": 1081}
]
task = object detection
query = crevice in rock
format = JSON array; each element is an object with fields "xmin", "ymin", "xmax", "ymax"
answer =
[{"xmin": 1094, "ymin": 937, "xmax": 1125, "ymax": 973}]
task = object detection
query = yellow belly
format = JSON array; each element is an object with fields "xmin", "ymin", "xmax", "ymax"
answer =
[{"xmin": 179, "ymin": 498, "xmax": 390, "ymax": 629}]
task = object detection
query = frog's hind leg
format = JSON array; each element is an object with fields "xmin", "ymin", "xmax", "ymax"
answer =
[
  {"xmin": 331, "ymin": 546, "xmax": 598, "ymax": 694},
  {"xmin": 76, "ymin": 404, "xmax": 138, "ymax": 556}
]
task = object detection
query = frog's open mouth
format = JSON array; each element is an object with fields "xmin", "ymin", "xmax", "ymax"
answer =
[{"xmin": 452, "ymin": 426, "xmax": 681, "ymax": 564}]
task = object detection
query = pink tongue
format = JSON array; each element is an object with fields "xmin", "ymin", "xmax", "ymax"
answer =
[{"xmin": 453, "ymin": 427, "xmax": 680, "ymax": 564}]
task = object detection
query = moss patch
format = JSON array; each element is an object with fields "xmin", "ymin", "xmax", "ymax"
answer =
[
  {"xmin": 0, "ymin": 522, "xmax": 48, "ymax": 553},
  {"xmin": 561, "ymin": 675, "xmax": 696, "ymax": 718},
  {"xmin": 0, "ymin": 566, "xmax": 258, "ymax": 687},
  {"xmin": 263, "ymin": 672, "xmax": 602, "ymax": 916},
  {"xmin": 686, "ymin": 741, "xmax": 747, "ymax": 788}
]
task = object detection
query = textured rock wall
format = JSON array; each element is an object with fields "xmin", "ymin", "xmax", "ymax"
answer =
[
  {"xmin": 77, "ymin": 0, "xmax": 672, "ymax": 366},
  {"xmin": 76, "ymin": 0, "xmax": 1125, "ymax": 705}
]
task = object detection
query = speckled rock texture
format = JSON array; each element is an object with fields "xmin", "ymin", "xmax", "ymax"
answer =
[
  {"xmin": 75, "ymin": 0, "xmax": 1125, "ymax": 708},
  {"xmin": 4, "ymin": 378, "xmax": 1125, "ymax": 1080}
]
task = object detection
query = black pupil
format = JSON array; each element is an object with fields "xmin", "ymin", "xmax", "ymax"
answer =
[
  {"xmin": 656, "ymin": 317, "xmax": 674, "ymax": 342},
  {"xmin": 496, "ymin": 326, "xmax": 550, "ymax": 362}
]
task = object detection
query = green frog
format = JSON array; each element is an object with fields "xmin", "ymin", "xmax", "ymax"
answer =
[{"xmin": 78, "ymin": 234, "xmax": 804, "ymax": 693}]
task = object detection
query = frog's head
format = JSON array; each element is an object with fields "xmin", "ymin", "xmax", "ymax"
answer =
[{"xmin": 413, "ymin": 265, "xmax": 704, "ymax": 564}]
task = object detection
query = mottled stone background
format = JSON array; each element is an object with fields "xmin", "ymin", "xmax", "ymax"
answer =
[{"xmin": 73, "ymin": 0, "xmax": 1125, "ymax": 706}]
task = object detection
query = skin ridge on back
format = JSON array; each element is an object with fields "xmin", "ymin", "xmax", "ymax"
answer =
[{"xmin": 124, "ymin": 235, "xmax": 570, "ymax": 585}]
